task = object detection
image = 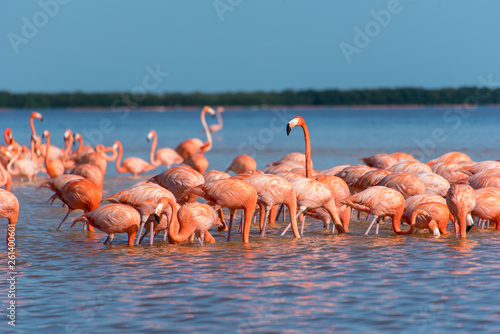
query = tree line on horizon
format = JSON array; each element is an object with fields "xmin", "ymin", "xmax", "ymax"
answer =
[{"xmin": 0, "ymin": 87, "xmax": 499, "ymax": 108}]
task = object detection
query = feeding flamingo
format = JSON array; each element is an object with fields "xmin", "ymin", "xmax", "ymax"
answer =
[
  {"xmin": 155, "ymin": 197, "xmax": 223, "ymax": 246},
  {"xmin": 446, "ymin": 184, "xmax": 476, "ymax": 238},
  {"xmin": 71, "ymin": 204, "xmax": 140, "ymax": 246},
  {"xmin": 226, "ymin": 154, "xmax": 257, "ymax": 174}
]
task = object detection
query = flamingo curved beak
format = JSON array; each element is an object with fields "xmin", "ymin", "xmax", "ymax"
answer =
[{"xmin": 287, "ymin": 124, "xmax": 292, "ymax": 136}]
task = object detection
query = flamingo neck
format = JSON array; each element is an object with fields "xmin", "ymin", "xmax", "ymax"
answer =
[
  {"xmin": 201, "ymin": 110, "xmax": 212, "ymax": 152},
  {"xmin": 44, "ymin": 133, "xmax": 50, "ymax": 170},
  {"xmin": 166, "ymin": 198, "xmax": 188, "ymax": 243},
  {"xmin": 7, "ymin": 144, "xmax": 21, "ymax": 174},
  {"xmin": 30, "ymin": 117, "xmax": 37, "ymax": 137},
  {"xmin": 300, "ymin": 122, "xmax": 313, "ymax": 178},
  {"xmin": 4, "ymin": 130, "xmax": 11, "ymax": 145},
  {"xmin": 0, "ymin": 163, "xmax": 11, "ymax": 191},
  {"xmin": 216, "ymin": 110, "xmax": 223, "ymax": 127},
  {"xmin": 115, "ymin": 143, "xmax": 127, "ymax": 173},
  {"xmin": 149, "ymin": 132, "xmax": 158, "ymax": 166},
  {"xmin": 64, "ymin": 134, "xmax": 73, "ymax": 157},
  {"xmin": 76, "ymin": 137, "xmax": 83, "ymax": 154}
]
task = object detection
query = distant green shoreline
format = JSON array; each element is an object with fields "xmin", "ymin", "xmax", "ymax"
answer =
[{"xmin": 1, "ymin": 87, "xmax": 499, "ymax": 108}]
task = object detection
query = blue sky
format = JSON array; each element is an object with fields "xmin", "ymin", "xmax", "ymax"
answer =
[{"xmin": 1, "ymin": 1, "xmax": 499, "ymax": 93}]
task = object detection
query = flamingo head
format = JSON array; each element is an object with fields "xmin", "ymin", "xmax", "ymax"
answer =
[
  {"xmin": 112, "ymin": 141, "xmax": 120, "ymax": 150},
  {"xmin": 287, "ymin": 116, "xmax": 303, "ymax": 136},
  {"xmin": 204, "ymin": 106, "xmax": 216, "ymax": 117},
  {"xmin": 42, "ymin": 130, "xmax": 49, "ymax": 139},
  {"xmin": 154, "ymin": 202, "xmax": 163, "ymax": 223},
  {"xmin": 31, "ymin": 111, "xmax": 43, "ymax": 121},
  {"xmin": 147, "ymin": 131, "xmax": 154, "ymax": 142},
  {"xmin": 216, "ymin": 106, "xmax": 224, "ymax": 113},
  {"xmin": 64, "ymin": 129, "xmax": 72, "ymax": 140}
]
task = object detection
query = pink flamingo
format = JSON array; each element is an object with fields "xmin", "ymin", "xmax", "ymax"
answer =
[
  {"xmin": 103, "ymin": 182, "xmax": 176, "ymax": 245},
  {"xmin": 427, "ymin": 151, "xmax": 472, "ymax": 167},
  {"xmin": 281, "ymin": 116, "xmax": 345, "ymax": 235},
  {"xmin": 203, "ymin": 169, "xmax": 230, "ymax": 183},
  {"xmin": 147, "ymin": 130, "xmax": 183, "ymax": 168},
  {"xmin": 267, "ymin": 152, "xmax": 307, "ymax": 168},
  {"xmin": 317, "ymin": 165, "xmax": 352, "ymax": 177},
  {"xmin": 53, "ymin": 178, "xmax": 102, "ymax": 231},
  {"xmin": 446, "ymin": 184, "xmax": 476, "ymax": 238},
  {"xmin": 208, "ymin": 106, "xmax": 224, "ymax": 134},
  {"xmin": 359, "ymin": 153, "xmax": 396, "ymax": 169},
  {"xmin": 72, "ymin": 204, "xmax": 140, "ymax": 246},
  {"xmin": 0, "ymin": 188, "xmax": 19, "ymax": 245},
  {"xmin": 114, "ymin": 140, "xmax": 155, "ymax": 177},
  {"xmin": 415, "ymin": 171, "xmax": 450, "ymax": 197},
  {"xmin": 351, "ymin": 169, "xmax": 392, "ymax": 192},
  {"xmin": 388, "ymin": 161, "xmax": 432, "ymax": 174},
  {"xmin": 471, "ymin": 187, "xmax": 500, "ymax": 230},
  {"xmin": 340, "ymin": 186, "xmax": 410, "ymax": 235},
  {"xmin": 175, "ymin": 106, "xmax": 215, "ymax": 159},
  {"xmin": 376, "ymin": 172, "xmax": 426, "ymax": 199},
  {"xmin": 42, "ymin": 130, "xmax": 65, "ymax": 178},
  {"xmin": 408, "ymin": 202, "xmax": 451, "ymax": 236},
  {"xmin": 149, "ymin": 165, "xmax": 205, "ymax": 203},
  {"xmin": 226, "ymin": 154, "xmax": 257, "ymax": 174},
  {"xmin": 155, "ymin": 197, "xmax": 223, "ymax": 246},
  {"xmin": 183, "ymin": 178, "xmax": 257, "ymax": 243}
]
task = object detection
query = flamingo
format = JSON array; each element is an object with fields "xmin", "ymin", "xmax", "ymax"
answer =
[
  {"xmin": 432, "ymin": 162, "xmax": 469, "ymax": 185},
  {"xmin": 208, "ymin": 106, "xmax": 224, "ymax": 133},
  {"xmin": 340, "ymin": 186, "xmax": 410, "ymax": 235},
  {"xmin": 42, "ymin": 130, "xmax": 65, "ymax": 178},
  {"xmin": 401, "ymin": 194, "xmax": 447, "ymax": 225},
  {"xmin": 236, "ymin": 174, "xmax": 301, "ymax": 238},
  {"xmin": 469, "ymin": 175, "xmax": 500, "ymax": 190},
  {"xmin": 335, "ymin": 165, "xmax": 375, "ymax": 188},
  {"xmin": 113, "ymin": 140, "xmax": 154, "ymax": 177},
  {"xmin": 0, "ymin": 160, "xmax": 12, "ymax": 191},
  {"xmin": 415, "ymin": 171, "xmax": 450, "ymax": 197},
  {"xmin": 147, "ymin": 130, "xmax": 183, "ymax": 168},
  {"xmin": 72, "ymin": 164, "xmax": 103, "ymax": 189},
  {"xmin": 388, "ymin": 161, "xmax": 433, "ymax": 174},
  {"xmin": 267, "ymin": 152, "xmax": 307, "ymax": 168},
  {"xmin": 103, "ymin": 182, "xmax": 176, "ymax": 245},
  {"xmin": 155, "ymin": 197, "xmax": 223, "ymax": 246},
  {"xmin": 359, "ymin": 153, "xmax": 396, "ymax": 169},
  {"xmin": 226, "ymin": 154, "xmax": 257, "ymax": 174},
  {"xmin": 53, "ymin": 178, "xmax": 102, "ymax": 231},
  {"xmin": 427, "ymin": 151, "xmax": 472, "ymax": 167},
  {"xmin": 0, "ymin": 188, "xmax": 19, "ymax": 245},
  {"xmin": 446, "ymin": 184, "xmax": 476, "ymax": 238},
  {"xmin": 459, "ymin": 161, "xmax": 500, "ymax": 175},
  {"xmin": 389, "ymin": 152, "xmax": 416, "ymax": 163},
  {"xmin": 281, "ymin": 116, "xmax": 345, "ymax": 235},
  {"xmin": 408, "ymin": 202, "xmax": 451, "ymax": 236},
  {"xmin": 471, "ymin": 187, "xmax": 500, "ymax": 230},
  {"xmin": 182, "ymin": 178, "xmax": 257, "ymax": 243},
  {"xmin": 38, "ymin": 174, "xmax": 84, "ymax": 205},
  {"xmin": 149, "ymin": 165, "xmax": 205, "ymax": 203},
  {"xmin": 351, "ymin": 169, "xmax": 392, "ymax": 192},
  {"xmin": 76, "ymin": 141, "xmax": 116, "ymax": 175},
  {"xmin": 376, "ymin": 172, "xmax": 426, "ymax": 199},
  {"xmin": 175, "ymin": 106, "xmax": 215, "ymax": 159},
  {"xmin": 7, "ymin": 140, "xmax": 40, "ymax": 182},
  {"xmin": 203, "ymin": 169, "xmax": 230, "ymax": 183},
  {"xmin": 315, "ymin": 174, "xmax": 351, "ymax": 231},
  {"xmin": 466, "ymin": 168, "xmax": 500, "ymax": 185},
  {"xmin": 71, "ymin": 204, "xmax": 140, "ymax": 246},
  {"xmin": 184, "ymin": 142, "xmax": 210, "ymax": 174},
  {"xmin": 29, "ymin": 111, "xmax": 43, "ymax": 138}
]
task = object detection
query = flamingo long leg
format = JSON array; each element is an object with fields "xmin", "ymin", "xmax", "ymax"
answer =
[
  {"xmin": 56, "ymin": 210, "xmax": 71, "ymax": 230},
  {"xmin": 364, "ymin": 216, "xmax": 379, "ymax": 236},
  {"xmin": 227, "ymin": 212, "xmax": 235, "ymax": 242},
  {"xmin": 260, "ymin": 209, "xmax": 270, "ymax": 237}
]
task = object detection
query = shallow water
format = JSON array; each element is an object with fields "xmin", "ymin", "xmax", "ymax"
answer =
[{"xmin": 3, "ymin": 106, "xmax": 500, "ymax": 333}]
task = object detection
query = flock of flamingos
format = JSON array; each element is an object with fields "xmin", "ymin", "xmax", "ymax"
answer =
[{"xmin": 1, "ymin": 106, "xmax": 500, "ymax": 247}]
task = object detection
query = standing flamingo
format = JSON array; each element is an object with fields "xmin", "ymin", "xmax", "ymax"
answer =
[
  {"xmin": 114, "ymin": 140, "xmax": 155, "ymax": 177},
  {"xmin": 155, "ymin": 197, "xmax": 223, "ymax": 246},
  {"xmin": 147, "ymin": 130, "xmax": 183, "ymax": 168},
  {"xmin": 226, "ymin": 154, "xmax": 257, "ymax": 174},
  {"xmin": 340, "ymin": 186, "xmax": 410, "ymax": 235},
  {"xmin": 446, "ymin": 184, "xmax": 476, "ymax": 238},
  {"xmin": 0, "ymin": 188, "xmax": 19, "ymax": 245},
  {"xmin": 7, "ymin": 140, "xmax": 40, "ymax": 182},
  {"xmin": 42, "ymin": 130, "xmax": 65, "ymax": 178},
  {"xmin": 175, "ymin": 106, "xmax": 215, "ymax": 159},
  {"xmin": 71, "ymin": 204, "xmax": 140, "ymax": 246},
  {"xmin": 281, "ymin": 116, "xmax": 345, "ymax": 235},
  {"xmin": 183, "ymin": 179, "xmax": 257, "ymax": 243},
  {"xmin": 29, "ymin": 111, "xmax": 43, "ymax": 138},
  {"xmin": 0, "ymin": 156, "xmax": 12, "ymax": 191},
  {"xmin": 53, "ymin": 178, "xmax": 102, "ymax": 231},
  {"xmin": 208, "ymin": 106, "xmax": 224, "ymax": 134}
]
